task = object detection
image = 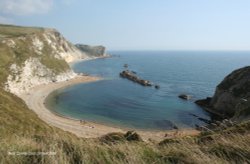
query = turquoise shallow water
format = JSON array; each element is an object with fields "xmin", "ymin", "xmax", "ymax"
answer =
[{"xmin": 46, "ymin": 51, "xmax": 250, "ymax": 130}]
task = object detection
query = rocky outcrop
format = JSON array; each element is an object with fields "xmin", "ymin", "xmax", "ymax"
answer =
[
  {"xmin": 42, "ymin": 29, "xmax": 91, "ymax": 62},
  {"xmin": 75, "ymin": 44, "xmax": 108, "ymax": 58},
  {"xmin": 0, "ymin": 24, "xmax": 99, "ymax": 96},
  {"xmin": 120, "ymin": 70, "xmax": 152, "ymax": 86},
  {"xmin": 196, "ymin": 66, "xmax": 250, "ymax": 119},
  {"xmin": 4, "ymin": 58, "xmax": 76, "ymax": 96}
]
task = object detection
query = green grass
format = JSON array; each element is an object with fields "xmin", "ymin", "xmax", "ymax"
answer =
[
  {"xmin": 0, "ymin": 43, "xmax": 13, "ymax": 86},
  {"xmin": 40, "ymin": 40, "xmax": 70, "ymax": 74},
  {"xmin": 0, "ymin": 24, "xmax": 44, "ymax": 39}
]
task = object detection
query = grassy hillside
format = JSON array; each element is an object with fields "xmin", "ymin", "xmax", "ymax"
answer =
[
  {"xmin": 0, "ymin": 24, "xmax": 44, "ymax": 39},
  {"xmin": 1, "ymin": 87, "xmax": 250, "ymax": 163},
  {"xmin": 1, "ymin": 24, "xmax": 250, "ymax": 163}
]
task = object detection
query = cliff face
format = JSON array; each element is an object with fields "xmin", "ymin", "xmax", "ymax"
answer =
[
  {"xmin": 210, "ymin": 66, "xmax": 250, "ymax": 118},
  {"xmin": 197, "ymin": 66, "xmax": 250, "ymax": 119},
  {"xmin": 75, "ymin": 44, "xmax": 107, "ymax": 58},
  {"xmin": 0, "ymin": 24, "xmax": 95, "ymax": 96}
]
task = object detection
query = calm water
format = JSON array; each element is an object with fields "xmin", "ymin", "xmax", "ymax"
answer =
[{"xmin": 46, "ymin": 51, "xmax": 250, "ymax": 130}]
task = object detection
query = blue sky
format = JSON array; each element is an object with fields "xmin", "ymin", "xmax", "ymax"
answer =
[{"xmin": 0, "ymin": 0, "xmax": 250, "ymax": 51}]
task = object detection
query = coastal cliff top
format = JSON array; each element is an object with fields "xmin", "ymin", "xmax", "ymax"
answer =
[
  {"xmin": 217, "ymin": 66, "xmax": 250, "ymax": 97},
  {"xmin": 0, "ymin": 24, "xmax": 56, "ymax": 39}
]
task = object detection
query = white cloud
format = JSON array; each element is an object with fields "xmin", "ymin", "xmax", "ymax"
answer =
[{"xmin": 0, "ymin": 0, "xmax": 53, "ymax": 15}]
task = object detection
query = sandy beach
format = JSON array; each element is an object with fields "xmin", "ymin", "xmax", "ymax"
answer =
[{"xmin": 20, "ymin": 75, "xmax": 199, "ymax": 142}]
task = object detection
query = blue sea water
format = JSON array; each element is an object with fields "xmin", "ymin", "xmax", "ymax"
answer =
[{"xmin": 46, "ymin": 51, "xmax": 250, "ymax": 130}]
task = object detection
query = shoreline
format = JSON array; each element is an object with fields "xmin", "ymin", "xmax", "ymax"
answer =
[
  {"xmin": 20, "ymin": 61, "xmax": 200, "ymax": 142},
  {"xmin": 69, "ymin": 55, "xmax": 111, "ymax": 67},
  {"xmin": 46, "ymin": 96, "xmax": 197, "ymax": 134}
]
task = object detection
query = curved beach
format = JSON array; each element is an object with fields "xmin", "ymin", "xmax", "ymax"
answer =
[{"xmin": 20, "ymin": 75, "xmax": 199, "ymax": 142}]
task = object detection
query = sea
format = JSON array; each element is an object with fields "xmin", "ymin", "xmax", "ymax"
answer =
[{"xmin": 45, "ymin": 51, "xmax": 250, "ymax": 130}]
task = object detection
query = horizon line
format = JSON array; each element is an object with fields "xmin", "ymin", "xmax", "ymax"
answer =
[{"xmin": 108, "ymin": 49, "xmax": 250, "ymax": 52}]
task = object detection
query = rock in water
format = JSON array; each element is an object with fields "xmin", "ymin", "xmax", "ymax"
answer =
[
  {"xmin": 120, "ymin": 70, "xmax": 152, "ymax": 86},
  {"xmin": 195, "ymin": 97, "xmax": 212, "ymax": 106},
  {"xmin": 178, "ymin": 94, "xmax": 192, "ymax": 100},
  {"xmin": 155, "ymin": 85, "xmax": 160, "ymax": 89}
]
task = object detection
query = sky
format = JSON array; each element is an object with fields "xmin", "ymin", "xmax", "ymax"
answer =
[{"xmin": 0, "ymin": 0, "xmax": 250, "ymax": 51}]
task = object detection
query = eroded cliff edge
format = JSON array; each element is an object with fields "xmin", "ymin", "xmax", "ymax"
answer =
[
  {"xmin": 0, "ymin": 24, "xmax": 106, "ymax": 96},
  {"xmin": 196, "ymin": 66, "xmax": 250, "ymax": 120}
]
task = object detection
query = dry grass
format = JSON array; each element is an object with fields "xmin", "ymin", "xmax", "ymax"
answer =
[{"xmin": 1, "ymin": 87, "xmax": 250, "ymax": 163}]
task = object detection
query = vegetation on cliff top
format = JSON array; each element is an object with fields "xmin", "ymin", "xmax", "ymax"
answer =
[
  {"xmin": 217, "ymin": 66, "xmax": 250, "ymax": 97},
  {"xmin": 0, "ymin": 24, "xmax": 44, "ymax": 39}
]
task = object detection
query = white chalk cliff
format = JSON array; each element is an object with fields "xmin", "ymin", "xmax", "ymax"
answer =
[{"xmin": 0, "ymin": 25, "xmax": 104, "ymax": 96}]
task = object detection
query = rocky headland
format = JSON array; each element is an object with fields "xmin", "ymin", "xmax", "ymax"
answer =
[
  {"xmin": 0, "ymin": 24, "xmax": 107, "ymax": 96},
  {"xmin": 75, "ymin": 44, "xmax": 109, "ymax": 58},
  {"xmin": 196, "ymin": 66, "xmax": 250, "ymax": 120}
]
